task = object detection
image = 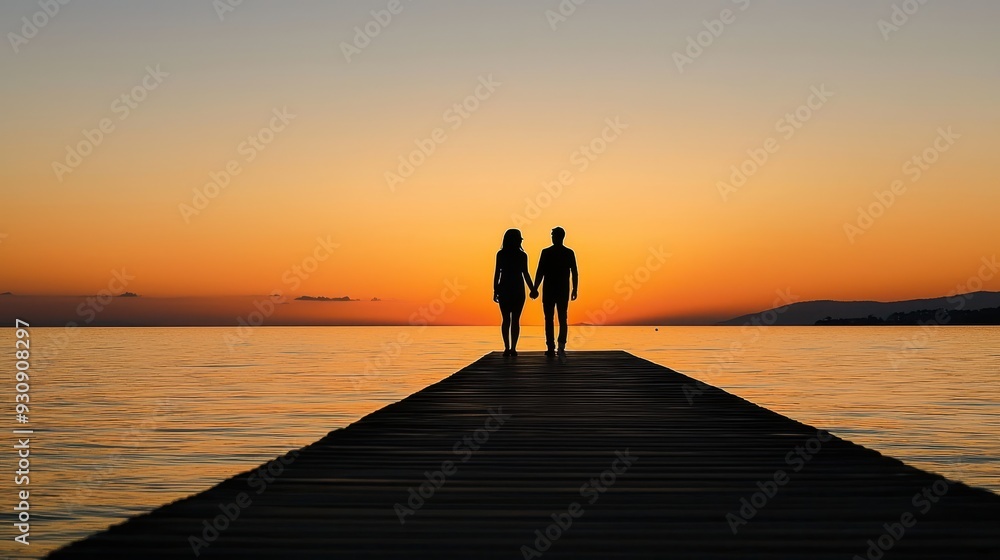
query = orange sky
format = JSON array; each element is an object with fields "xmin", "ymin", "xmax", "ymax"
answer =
[{"xmin": 2, "ymin": 1, "xmax": 999, "ymax": 325}]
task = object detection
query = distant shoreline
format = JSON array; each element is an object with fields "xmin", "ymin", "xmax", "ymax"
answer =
[
  {"xmin": 815, "ymin": 306, "xmax": 1000, "ymax": 326},
  {"xmin": 3, "ymin": 291, "xmax": 1000, "ymax": 327}
]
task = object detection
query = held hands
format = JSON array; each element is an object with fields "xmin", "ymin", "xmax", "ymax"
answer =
[{"xmin": 529, "ymin": 289, "xmax": 539, "ymax": 300}]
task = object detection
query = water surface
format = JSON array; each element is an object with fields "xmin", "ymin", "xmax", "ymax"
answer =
[{"xmin": 2, "ymin": 326, "xmax": 997, "ymax": 558}]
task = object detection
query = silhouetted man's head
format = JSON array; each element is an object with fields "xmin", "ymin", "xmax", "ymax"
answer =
[{"xmin": 551, "ymin": 227, "xmax": 566, "ymax": 245}]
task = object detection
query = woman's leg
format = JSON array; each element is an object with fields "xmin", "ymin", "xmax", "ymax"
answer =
[
  {"xmin": 509, "ymin": 299, "xmax": 525, "ymax": 351},
  {"xmin": 500, "ymin": 308, "xmax": 511, "ymax": 350}
]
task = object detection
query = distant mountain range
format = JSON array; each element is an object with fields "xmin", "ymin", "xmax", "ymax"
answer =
[{"xmin": 719, "ymin": 291, "xmax": 1000, "ymax": 326}]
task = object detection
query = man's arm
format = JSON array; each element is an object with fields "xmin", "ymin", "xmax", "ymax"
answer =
[
  {"xmin": 531, "ymin": 251, "xmax": 545, "ymax": 297},
  {"xmin": 532, "ymin": 251, "xmax": 545, "ymax": 291},
  {"xmin": 570, "ymin": 250, "xmax": 578, "ymax": 301}
]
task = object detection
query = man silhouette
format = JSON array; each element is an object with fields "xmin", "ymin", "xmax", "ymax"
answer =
[{"xmin": 530, "ymin": 227, "xmax": 578, "ymax": 357}]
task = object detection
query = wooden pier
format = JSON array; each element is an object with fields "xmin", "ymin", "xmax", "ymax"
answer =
[{"xmin": 49, "ymin": 351, "xmax": 1000, "ymax": 559}]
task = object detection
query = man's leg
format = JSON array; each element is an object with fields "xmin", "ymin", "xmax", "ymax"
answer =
[
  {"xmin": 542, "ymin": 298, "xmax": 556, "ymax": 352},
  {"xmin": 556, "ymin": 298, "xmax": 569, "ymax": 352}
]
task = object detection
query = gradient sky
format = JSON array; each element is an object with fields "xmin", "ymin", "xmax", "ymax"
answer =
[{"xmin": 2, "ymin": 0, "xmax": 999, "ymax": 325}]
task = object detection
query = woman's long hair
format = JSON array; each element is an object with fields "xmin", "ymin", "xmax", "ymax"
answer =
[{"xmin": 501, "ymin": 229, "xmax": 524, "ymax": 253}]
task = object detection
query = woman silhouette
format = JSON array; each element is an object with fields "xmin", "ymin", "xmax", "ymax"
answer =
[{"xmin": 493, "ymin": 229, "xmax": 533, "ymax": 357}]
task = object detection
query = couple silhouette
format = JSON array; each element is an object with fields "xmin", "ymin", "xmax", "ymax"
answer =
[{"xmin": 493, "ymin": 227, "xmax": 578, "ymax": 358}]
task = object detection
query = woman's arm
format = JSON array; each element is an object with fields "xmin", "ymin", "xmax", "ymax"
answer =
[
  {"xmin": 521, "ymin": 253, "xmax": 533, "ymax": 289},
  {"xmin": 493, "ymin": 253, "xmax": 502, "ymax": 302},
  {"xmin": 532, "ymin": 252, "xmax": 544, "ymax": 292},
  {"xmin": 530, "ymin": 252, "xmax": 542, "ymax": 299}
]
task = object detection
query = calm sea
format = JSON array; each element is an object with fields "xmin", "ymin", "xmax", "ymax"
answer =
[{"xmin": 2, "ymin": 326, "xmax": 998, "ymax": 558}]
